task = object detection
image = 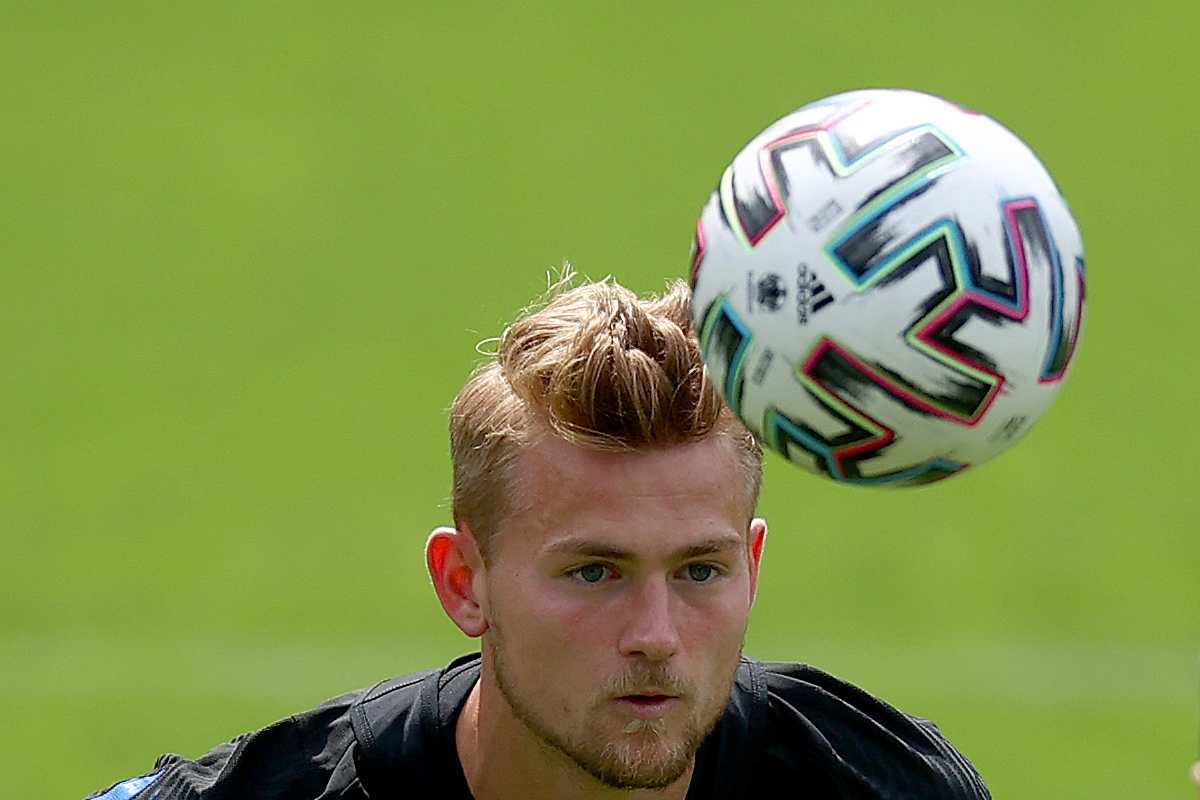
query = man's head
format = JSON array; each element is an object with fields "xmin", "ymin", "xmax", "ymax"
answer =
[{"xmin": 427, "ymin": 275, "xmax": 767, "ymax": 791}]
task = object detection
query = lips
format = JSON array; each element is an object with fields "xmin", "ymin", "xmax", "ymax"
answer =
[
  {"xmin": 619, "ymin": 686, "xmax": 677, "ymax": 700},
  {"xmin": 615, "ymin": 694, "xmax": 680, "ymax": 719}
]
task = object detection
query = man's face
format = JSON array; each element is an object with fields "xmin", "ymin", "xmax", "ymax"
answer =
[{"xmin": 479, "ymin": 434, "xmax": 765, "ymax": 790}]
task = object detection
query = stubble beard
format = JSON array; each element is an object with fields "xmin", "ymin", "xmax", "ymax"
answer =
[{"xmin": 487, "ymin": 620, "xmax": 740, "ymax": 791}]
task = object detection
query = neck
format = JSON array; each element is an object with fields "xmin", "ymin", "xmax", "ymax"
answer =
[{"xmin": 455, "ymin": 677, "xmax": 696, "ymax": 800}]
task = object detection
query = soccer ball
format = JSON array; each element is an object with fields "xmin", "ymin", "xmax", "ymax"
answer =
[{"xmin": 689, "ymin": 89, "xmax": 1085, "ymax": 486}]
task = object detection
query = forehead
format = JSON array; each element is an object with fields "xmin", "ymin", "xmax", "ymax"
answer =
[{"xmin": 498, "ymin": 434, "xmax": 749, "ymax": 557}]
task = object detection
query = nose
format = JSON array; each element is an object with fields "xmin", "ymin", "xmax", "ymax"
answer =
[{"xmin": 617, "ymin": 576, "xmax": 682, "ymax": 661}]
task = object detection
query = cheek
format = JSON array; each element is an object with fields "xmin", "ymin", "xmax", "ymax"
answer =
[
  {"xmin": 680, "ymin": 588, "xmax": 753, "ymax": 649},
  {"xmin": 543, "ymin": 593, "xmax": 627, "ymax": 649},
  {"xmin": 494, "ymin": 577, "xmax": 603, "ymax": 650}
]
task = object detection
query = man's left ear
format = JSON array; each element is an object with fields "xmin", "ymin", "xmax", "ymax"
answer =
[{"xmin": 747, "ymin": 518, "xmax": 767, "ymax": 606}]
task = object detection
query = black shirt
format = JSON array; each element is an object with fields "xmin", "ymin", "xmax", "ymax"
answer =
[{"xmin": 86, "ymin": 653, "xmax": 989, "ymax": 799}]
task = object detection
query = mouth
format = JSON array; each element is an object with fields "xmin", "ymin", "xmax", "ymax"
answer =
[{"xmin": 615, "ymin": 694, "xmax": 680, "ymax": 718}]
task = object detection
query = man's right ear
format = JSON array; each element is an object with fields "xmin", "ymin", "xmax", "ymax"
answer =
[{"xmin": 425, "ymin": 526, "xmax": 489, "ymax": 637}]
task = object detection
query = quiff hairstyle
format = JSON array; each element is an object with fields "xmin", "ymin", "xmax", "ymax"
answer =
[{"xmin": 450, "ymin": 274, "xmax": 763, "ymax": 562}]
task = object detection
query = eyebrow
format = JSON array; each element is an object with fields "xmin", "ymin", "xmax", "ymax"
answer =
[{"xmin": 542, "ymin": 534, "xmax": 745, "ymax": 562}]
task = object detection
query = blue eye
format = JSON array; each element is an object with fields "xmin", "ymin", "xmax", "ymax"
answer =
[
  {"xmin": 575, "ymin": 564, "xmax": 610, "ymax": 583},
  {"xmin": 687, "ymin": 563, "xmax": 718, "ymax": 582}
]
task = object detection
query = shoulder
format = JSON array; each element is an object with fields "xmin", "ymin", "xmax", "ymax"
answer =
[
  {"xmin": 85, "ymin": 686, "xmax": 367, "ymax": 800},
  {"xmin": 82, "ymin": 659, "xmax": 466, "ymax": 800},
  {"xmin": 740, "ymin": 659, "xmax": 991, "ymax": 799}
]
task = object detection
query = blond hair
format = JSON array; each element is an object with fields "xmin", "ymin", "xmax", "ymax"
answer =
[{"xmin": 450, "ymin": 274, "xmax": 762, "ymax": 561}]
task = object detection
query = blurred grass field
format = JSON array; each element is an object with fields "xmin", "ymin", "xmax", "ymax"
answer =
[{"xmin": 2, "ymin": 1, "xmax": 1197, "ymax": 797}]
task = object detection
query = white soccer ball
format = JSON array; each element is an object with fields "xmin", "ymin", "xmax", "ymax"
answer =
[{"xmin": 689, "ymin": 88, "xmax": 1086, "ymax": 486}]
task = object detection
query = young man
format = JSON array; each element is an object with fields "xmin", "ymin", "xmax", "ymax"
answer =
[{"xmin": 87, "ymin": 278, "xmax": 990, "ymax": 799}]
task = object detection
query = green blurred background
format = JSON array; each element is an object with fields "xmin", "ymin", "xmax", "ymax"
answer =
[{"xmin": 3, "ymin": 1, "xmax": 1196, "ymax": 797}]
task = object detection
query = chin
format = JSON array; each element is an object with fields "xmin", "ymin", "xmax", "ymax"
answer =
[
  {"xmin": 591, "ymin": 744, "xmax": 692, "ymax": 791},
  {"xmin": 584, "ymin": 719, "xmax": 697, "ymax": 789}
]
